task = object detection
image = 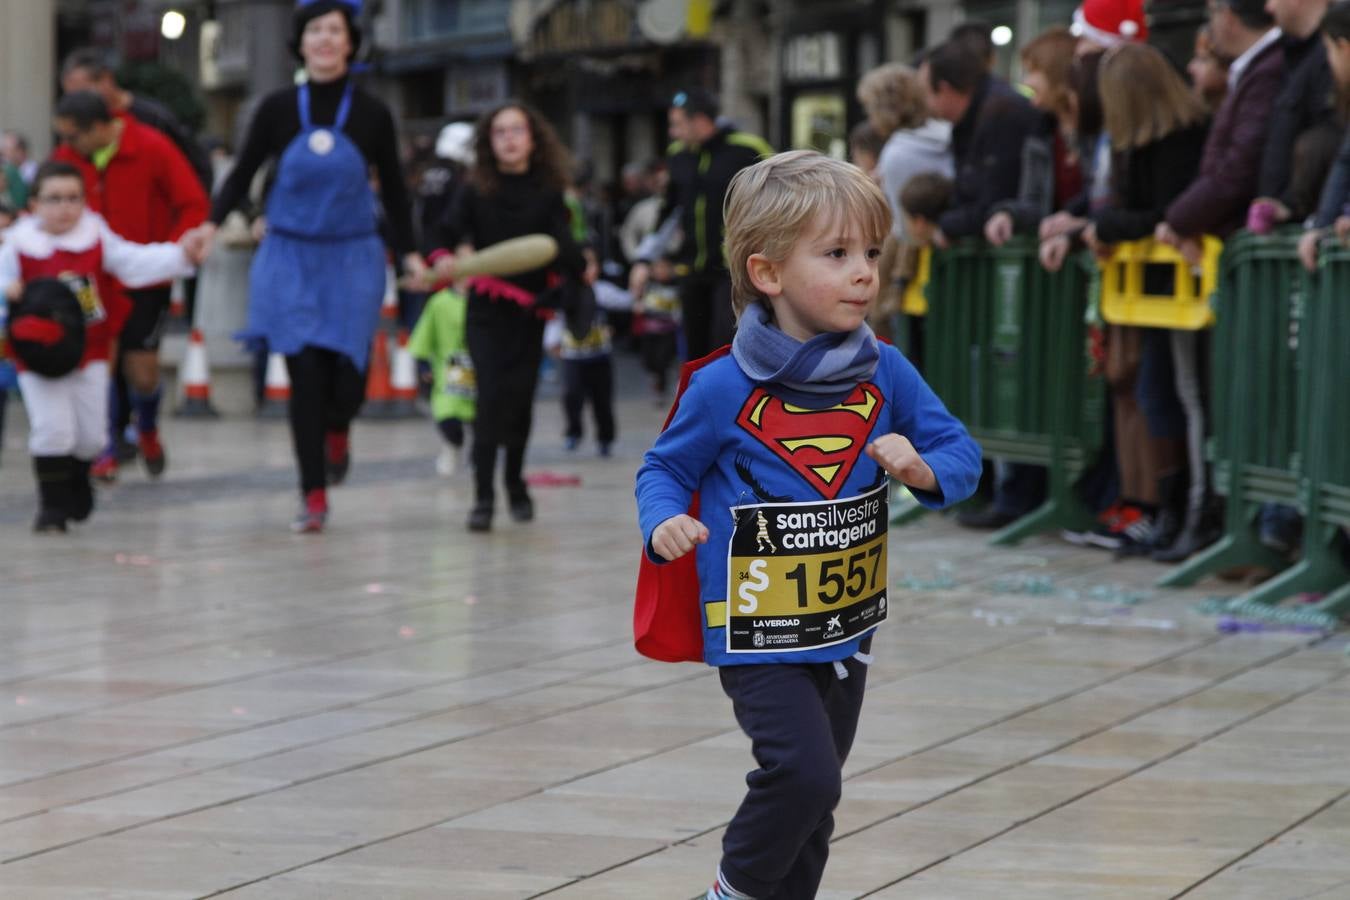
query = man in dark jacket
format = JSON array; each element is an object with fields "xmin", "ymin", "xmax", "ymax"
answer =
[
  {"xmin": 1161, "ymin": 0, "xmax": 1284, "ymax": 247},
  {"xmin": 628, "ymin": 89, "xmax": 772, "ymax": 360},
  {"xmin": 1250, "ymin": 0, "xmax": 1339, "ymax": 227},
  {"xmin": 923, "ymin": 40, "xmax": 1042, "ymax": 241}
]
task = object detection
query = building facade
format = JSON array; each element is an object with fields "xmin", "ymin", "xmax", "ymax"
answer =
[{"xmin": 29, "ymin": 1, "xmax": 1208, "ymax": 184}]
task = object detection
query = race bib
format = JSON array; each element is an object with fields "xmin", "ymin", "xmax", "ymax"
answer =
[
  {"xmin": 443, "ymin": 352, "xmax": 475, "ymax": 398},
  {"xmin": 59, "ymin": 273, "xmax": 105, "ymax": 325},
  {"xmin": 725, "ymin": 482, "xmax": 888, "ymax": 653}
]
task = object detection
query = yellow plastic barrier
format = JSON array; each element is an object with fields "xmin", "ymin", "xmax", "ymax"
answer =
[
  {"xmin": 902, "ymin": 246, "xmax": 930, "ymax": 316},
  {"xmin": 1099, "ymin": 236, "xmax": 1222, "ymax": 329}
]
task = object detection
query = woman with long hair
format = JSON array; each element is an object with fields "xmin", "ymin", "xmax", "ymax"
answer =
[
  {"xmin": 199, "ymin": 0, "xmax": 425, "ymax": 533},
  {"xmin": 985, "ymin": 27, "xmax": 1085, "ymax": 245},
  {"xmin": 1084, "ymin": 42, "xmax": 1209, "ymax": 558},
  {"xmin": 434, "ymin": 102, "xmax": 588, "ymax": 532}
]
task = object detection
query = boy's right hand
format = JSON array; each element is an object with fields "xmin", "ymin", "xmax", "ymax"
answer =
[{"xmin": 651, "ymin": 514, "xmax": 709, "ymax": 562}]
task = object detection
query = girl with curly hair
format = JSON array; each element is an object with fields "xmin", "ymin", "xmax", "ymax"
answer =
[{"xmin": 434, "ymin": 101, "xmax": 589, "ymax": 532}]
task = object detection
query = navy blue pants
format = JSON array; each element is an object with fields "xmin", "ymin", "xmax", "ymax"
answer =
[
  {"xmin": 718, "ymin": 638, "xmax": 871, "ymax": 899},
  {"xmin": 562, "ymin": 355, "xmax": 615, "ymax": 445}
]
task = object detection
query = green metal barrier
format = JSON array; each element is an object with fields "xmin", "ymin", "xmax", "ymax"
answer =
[
  {"xmin": 1217, "ymin": 240, "xmax": 1350, "ymax": 626},
  {"xmin": 916, "ymin": 237, "xmax": 1101, "ymax": 544},
  {"xmin": 1161, "ymin": 231, "xmax": 1309, "ymax": 588},
  {"xmin": 1163, "ymin": 231, "xmax": 1349, "ymax": 627}
]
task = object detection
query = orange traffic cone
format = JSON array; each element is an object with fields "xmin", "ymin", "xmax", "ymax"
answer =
[
  {"xmin": 174, "ymin": 328, "xmax": 219, "ymax": 418},
  {"xmin": 259, "ymin": 352, "xmax": 291, "ymax": 419},
  {"xmin": 363, "ymin": 330, "xmax": 395, "ymax": 418},
  {"xmin": 389, "ymin": 329, "xmax": 419, "ymax": 417}
]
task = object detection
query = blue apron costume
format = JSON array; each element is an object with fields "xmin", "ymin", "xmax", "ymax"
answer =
[{"xmin": 242, "ymin": 82, "xmax": 386, "ymax": 371}]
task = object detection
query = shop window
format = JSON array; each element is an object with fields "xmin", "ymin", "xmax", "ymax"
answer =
[
  {"xmin": 791, "ymin": 93, "xmax": 847, "ymax": 159},
  {"xmin": 402, "ymin": 0, "xmax": 510, "ymax": 41}
]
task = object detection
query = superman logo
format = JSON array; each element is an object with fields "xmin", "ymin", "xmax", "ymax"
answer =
[{"xmin": 735, "ymin": 383, "xmax": 884, "ymax": 499}]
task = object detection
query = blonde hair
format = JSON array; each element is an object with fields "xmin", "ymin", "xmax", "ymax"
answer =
[
  {"xmin": 856, "ymin": 63, "xmax": 930, "ymax": 137},
  {"xmin": 1099, "ymin": 43, "xmax": 1207, "ymax": 150},
  {"xmin": 724, "ymin": 150, "xmax": 892, "ymax": 317}
]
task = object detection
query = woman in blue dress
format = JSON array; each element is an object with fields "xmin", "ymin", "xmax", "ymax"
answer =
[{"xmin": 200, "ymin": 0, "xmax": 425, "ymax": 532}]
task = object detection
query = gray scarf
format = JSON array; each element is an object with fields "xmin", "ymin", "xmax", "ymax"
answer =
[{"xmin": 731, "ymin": 306, "xmax": 880, "ymax": 407}]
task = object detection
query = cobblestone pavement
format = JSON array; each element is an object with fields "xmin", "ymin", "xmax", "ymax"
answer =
[{"xmin": 0, "ymin": 355, "xmax": 1347, "ymax": 899}]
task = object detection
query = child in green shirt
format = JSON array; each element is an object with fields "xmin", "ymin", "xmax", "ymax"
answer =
[{"xmin": 408, "ymin": 287, "xmax": 475, "ymax": 475}]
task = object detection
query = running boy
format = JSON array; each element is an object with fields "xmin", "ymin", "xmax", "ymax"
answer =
[
  {"xmin": 1, "ymin": 161, "xmax": 200, "ymax": 530},
  {"xmin": 636, "ymin": 150, "xmax": 980, "ymax": 899}
]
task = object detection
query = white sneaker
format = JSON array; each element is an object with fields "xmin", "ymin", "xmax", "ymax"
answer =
[{"xmin": 435, "ymin": 445, "xmax": 459, "ymax": 477}]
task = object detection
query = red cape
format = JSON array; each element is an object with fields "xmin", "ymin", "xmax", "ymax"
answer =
[{"xmin": 632, "ymin": 346, "xmax": 730, "ymax": 662}]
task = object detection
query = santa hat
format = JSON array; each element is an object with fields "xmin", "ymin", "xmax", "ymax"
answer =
[{"xmin": 1071, "ymin": 0, "xmax": 1149, "ymax": 48}]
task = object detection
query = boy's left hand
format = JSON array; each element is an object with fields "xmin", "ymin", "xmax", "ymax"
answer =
[{"xmin": 866, "ymin": 433, "xmax": 937, "ymax": 493}]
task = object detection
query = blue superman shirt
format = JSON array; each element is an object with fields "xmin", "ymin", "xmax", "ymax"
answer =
[{"xmin": 636, "ymin": 344, "xmax": 982, "ymax": 666}]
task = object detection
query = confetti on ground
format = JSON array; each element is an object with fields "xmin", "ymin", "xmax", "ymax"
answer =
[
  {"xmin": 526, "ymin": 471, "xmax": 582, "ymax": 487},
  {"xmin": 991, "ymin": 575, "xmax": 1057, "ymax": 596},
  {"xmin": 972, "ymin": 608, "xmax": 1022, "ymax": 627},
  {"xmin": 1083, "ymin": 584, "xmax": 1151, "ymax": 606},
  {"xmin": 1216, "ymin": 616, "xmax": 1328, "ymax": 635},
  {"xmin": 1054, "ymin": 615, "xmax": 1177, "ymax": 631},
  {"xmin": 113, "ymin": 553, "xmax": 155, "ymax": 566},
  {"xmin": 896, "ymin": 564, "xmax": 957, "ymax": 591},
  {"xmin": 231, "ymin": 706, "xmax": 247, "ymax": 716},
  {"xmin": 365, "ymin": 583, "xmax": 386, "ymax": 594},
  {"xmin": 464, "ymin": 595, "xmax": 479, "ymax": 605},
  {"xmin": 1194, "ymin": 597, "xmax": 1232, "ymax": 616},
  {"xmin": 14, "ymin": 696, "xmax": 28, "ymax": 706},
  {"xmin": 398, "ymin": 626, "xmax": 415, "ymax": 638}
]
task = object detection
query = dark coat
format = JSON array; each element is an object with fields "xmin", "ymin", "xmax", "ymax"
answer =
[
  {"xmin": 1258, "ymin": 31, "xmax": 1338, "ymax": 207},
  {"xmin": 656, "ymin": 126, "xmax": 772, "ymax": 274},
  {"xmin": 1094, "ymin": 123, "xmax": 1209, "ymax": 244},
  {"xmin": 938, "ymin": 76, "xmax": 1043, "ymax": 239},
  {"xmin": 1166, "ymin": 35, "xmax": 1284, "ymax": 237}
]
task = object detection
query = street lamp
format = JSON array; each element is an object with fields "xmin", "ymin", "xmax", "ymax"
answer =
[{"xmin": 161, "ymin": 10, "xmax": 187, "ymax": 40}]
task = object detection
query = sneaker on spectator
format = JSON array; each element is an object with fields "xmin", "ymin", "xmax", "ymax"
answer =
[
  {"xmin": 138, "ymin": 429, "xmax": 166, "ymax": 478},
  {"xmin": 1062, "ymin": 501, "xmax": 1124, "ymax": 546},
  {"xmin": 1084, "ymin": 503, "xmax": 1148, "ymax": 550},
  {"xmin": 956, "ymin": 505, "xmax": 1018, "ymax": 530},
  {"xmin": 1257, "ymin": 503, "xmax": 1302, "ymax": 558}
]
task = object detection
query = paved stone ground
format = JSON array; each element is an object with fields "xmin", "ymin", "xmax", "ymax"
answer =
[{"xmin": 0, "ymin": 353, "xmax": 1347, "ymax": 899}]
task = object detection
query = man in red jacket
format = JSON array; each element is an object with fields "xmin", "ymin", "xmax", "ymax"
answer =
[{"xmin": 52, "ymin": 90, "xmax": 209, "ymax": 482}]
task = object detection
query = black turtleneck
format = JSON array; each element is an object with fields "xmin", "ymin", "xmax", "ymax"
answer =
[
  {"xmin": 209, "ymin": 75, "xmax": 414, "ymax": 255},
  {"xmin": 439, "ymin": 172, "xmax": 587, "ymax": 294}
]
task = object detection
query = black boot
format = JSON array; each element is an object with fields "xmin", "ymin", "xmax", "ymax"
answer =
[
  {"xmin": 68, "ymin": 457, "xmax": 94, "ymax": 522},
  {"xmin": 1136, "ymin": 470, "xmax": 1186, "ymax": 556},
  {"xmin": 32, "ymin": 455, "xmax": 71, "ymax": 533},
  {"xmin": 1153, "ymin": 492, "xmax": 1223, "ymax": 563},
  {"xmin": 507, "ymin": 482, "xmax": 534, "ymax": 522}
]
